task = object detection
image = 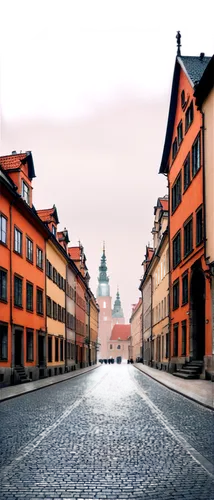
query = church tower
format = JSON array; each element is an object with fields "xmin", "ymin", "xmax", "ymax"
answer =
[
  {"xmin": 112, "ymin": 288, "xmax": 125, "ymax": 326},
  {"xmin": 96, "ymin": 243, "xmax": 112, "ymax": 359}
]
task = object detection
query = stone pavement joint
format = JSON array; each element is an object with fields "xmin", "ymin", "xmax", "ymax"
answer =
[
  {"xmin": 134, "ymin": 362, "xmax": 214, "ymax": 410},
  {"xmin": 0, "ymin": 364, "xmax": 101, "ymax": 403}
]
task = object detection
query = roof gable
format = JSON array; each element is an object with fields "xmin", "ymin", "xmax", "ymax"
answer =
[
  {"xmin": 37, "ymin": 205, "xmax": 59, "ymax": 225},
  {"xmin": 110, "ymin": 324, "xmax": 131, "ymax": 341},
  {"xmin": 0, "ymin": 151, "xmax": 35, "ymax": 180},
  {"xmin": 159, "ymin": 55, "xmax": 211, "ymax": 174}
]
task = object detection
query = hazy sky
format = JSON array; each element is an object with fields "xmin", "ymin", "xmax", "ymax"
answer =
[{"xmin": 0, "ymin": 0, "xmax": 213, "ymax": 320}]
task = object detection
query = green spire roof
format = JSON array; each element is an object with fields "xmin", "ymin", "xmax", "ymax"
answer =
[
  {"xmin": 112, "ymin": 287, "xmax": 124, "ymax": 318},
  {"xmin": 96, "ymin": 242, "xmax": 110, "ymax": 297}
]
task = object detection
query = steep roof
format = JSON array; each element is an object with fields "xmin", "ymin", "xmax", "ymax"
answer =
[
  {"xmin": 110, "ymin": 324, "xmax": 131, "ymax": 341},
  {"xmin": 194, "ymin": 55, "xmax": 214, "ymax": 108},
  {"xmin": 68, "ymin": 247, "xmax": 81, "ymax": 261},
  {"xmin": 130, "ymin": 298, "xmax": 142, "ymax": 320},
  {"xmin": 159, "ymin": 54, "xmax": 211, "ymax": 174},
  {"xmin": 37, "ymin": 205, "xmax": 59, "ymax": 224},
  {"xmin": 160, "ymin": 198, "xmax": 168, "ymax": 211},
  {"xmin": 0, "ymin": 151, "xmax": 35, "ymax": 179}
]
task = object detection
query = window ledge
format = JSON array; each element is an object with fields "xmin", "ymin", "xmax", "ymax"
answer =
[
  {"xmin": 0, "ymin": 241, "xmax": 8, "ymax": 248},
  {"xmin": 26, "ymin": 309, "xmax": 34, "ymax": 314},
  {"xmin": 36, "ymin": 312, "xmax": 44, "ymax": 317},
  {"xmin": 36, "ymin": 265, "xmax": 43, "ymax": 272},
  {"xmin": 192, "ymin": 165, "xmax": 202, "ymax": 180},
  {"xmin": 13, "ymin": 250, "xmax": 23, "ymax": 258},
  {"xmin": 14, "ymin": 305, "xmax": 23, "ymax": 310},
  {"xmin": 183, "ymin": 182, "xmax": 191, "ymax": 195},
  {"xmin": 196, "ymin": 240, "xmax": 203, "ymax": 248},
  {"xmin": 26, "ymin": 258, "xmax": 34, "ymax": 265},
  {"xmin": 0, "ymin": 298, "xmax": 8, "ymax": 304},
  {"xmin": 181, "ymin": 301, "xmax": 188, "ymax": 307},
  {"xmin": 184, "ymin": 248, "xmax": 194, "ymax": 260}
]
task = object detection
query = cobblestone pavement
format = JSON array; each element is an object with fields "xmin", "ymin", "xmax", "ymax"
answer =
[{"xmin": 0, "ymin": 365, "xmax": 214, "ymax": 500}]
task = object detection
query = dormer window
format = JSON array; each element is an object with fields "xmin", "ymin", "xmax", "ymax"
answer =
[
  {"xmin": 52, "ymin": 225, "xmax": 56, "ymax": 237},
  {"xmin": 22, "ymin": 180, "xmax": 30, "ymax": 205}
]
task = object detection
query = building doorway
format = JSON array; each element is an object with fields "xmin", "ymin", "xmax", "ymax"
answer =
[
  {"xmin": 116, "ymin": 356, "xmax": 122, "ymax": 364},
  {"xmin": 38, "ymin": 334, "xmax": 45, "ymax": 366},
  {"xmin": 15, "ymin": 329, "xmax": 23, "ymax": 366},
  {"xmin": 190, "ymin": 264, "xmax": 205, "ymax": 360}
]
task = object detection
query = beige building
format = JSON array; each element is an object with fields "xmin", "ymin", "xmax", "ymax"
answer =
[
  {"xmin": 195, "ymin": 56, "xmax": 214, "ymax": 363},
  {"xmin": 89, "ymin": 294, "xmax": 99, "ymax": 365},
  {"xmin": 151, "ymin": 198, "xmax": 169, "ymax": 369},
  {"xmin": 37, "ymin": 207, "xmax": 67, "ymax": 376},
  {"xmin": 107, "ymin": 324, "xmax": 131, "ymax": 361},
  {"xmin": 130, "ymin": 299, "xmax": 142, "ymax": 361},
  {"xmin": 139, "ymin": 246, "xmax": 154, "ymax": 365}
]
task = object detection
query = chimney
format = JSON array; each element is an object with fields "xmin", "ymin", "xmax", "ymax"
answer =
[
  {"xmin": 199, "ymin": 52, "xmax": 205, "ymax": 61},
  {"xmin": 11, "ymin": 151, "xmax": 17, "ymax": 155}
]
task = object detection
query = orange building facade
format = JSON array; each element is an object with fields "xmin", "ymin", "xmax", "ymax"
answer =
[
  {"xmin": 0, "ymin": 153, "xmax": 48, "ymax": 385},
  {"xmin": 159, "ymin": 51, "xmax": 212, "ymax": 378}
]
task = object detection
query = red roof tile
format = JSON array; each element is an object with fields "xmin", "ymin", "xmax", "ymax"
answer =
[
  {"xmin": 68, "ymin": 247, "xmax": 81, "ymax": 261},
  {"xmin": 160, "ymin": 199, "xmax": 168, "ymax": 211},
  {"xmin": 110, "ymin": 324, "xmax": 131, "ymax": 341},
  {"xmin": 0, "ymin": 153, "xmax": 27, "ymax": 171},
  {"xmin": 37, "ymin": 208, "xmax": 54, "ymax": 222}
]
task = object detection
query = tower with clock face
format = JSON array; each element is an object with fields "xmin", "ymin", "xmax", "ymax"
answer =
[{"xmin": 96, "ymin": 243, "xmax": 112, "ymax": 359}]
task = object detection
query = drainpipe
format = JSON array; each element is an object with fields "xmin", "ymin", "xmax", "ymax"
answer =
[
  {"xmin": 150, "ymin": 274, "xmax": 153, "ymax": 366},
  {"xmin": 65, "ymin": 262, "xmax": 68, "ymax": 372},
  {"xmin": 201, "ymin": 111, "xmax": 207, "ymax": 260},
  {"xmin": 10, "ymin": 202, "xmax": 13, "ymax": 381},
  {"xmin": 164, "ymin": 171, "xmax": 171, "ymax": 369}
]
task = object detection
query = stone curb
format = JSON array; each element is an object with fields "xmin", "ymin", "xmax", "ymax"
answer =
[
  {"xmin": 0, "ymin": 364, "xmax": 101, "ymax": 403},
  {"xmin": 134, "ymin": 363, "xmax": 214, "ymax": 411}
]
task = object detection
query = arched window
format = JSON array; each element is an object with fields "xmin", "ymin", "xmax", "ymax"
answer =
[
  {"xmin": 117, "ymin": 345, "xmax": 121, "ymax": 350},
  {"xmin": 110, "ymin": 344, "xmax": 112, "ymax": 349}
]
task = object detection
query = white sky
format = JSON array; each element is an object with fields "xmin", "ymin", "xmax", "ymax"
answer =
[{"xmin": 0, "ymin": 0, "xmax": 213, "ymax": 320}]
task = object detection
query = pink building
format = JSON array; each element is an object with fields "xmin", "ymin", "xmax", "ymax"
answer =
[{"xmin": 107, "ymin": 324, "xmax": 131, "ymax": 362}]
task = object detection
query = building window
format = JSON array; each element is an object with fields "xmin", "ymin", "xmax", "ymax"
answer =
[
  {"xmin": 48, "ymin": 336, "xmax": 52, "ymax": 362},
  {"xmin": 36, "ymin": 288, "xmax": 43, "ymax": 315},
  {"xmin": 173, "ymin": 323, "xmax": 179, "ymax": 357},
  {"xmin": 36, "ymin": 247, "xmax": 43, "ymax": 269},
  {"xmin": 0, "ymin": 324, "xmax": 8, "ymax": 360},
  {"xmin": 182, "ymin": 321, "xmax": 187, "ymax": 356},
  {"xmin": 164, "ymin": 297, "xmax": 166, "ymax": 318},
  {"xmin": 172, "ymin": 173, "xmax": 181, "ymax": 212},
  {"xmin": 26, "ymin": 329, "xmax": 33, "ymax": 361},
  {"xmin": 53, "ymin": 302, "xmax": 57, "ymax": 320},
  {"xmin": 103, "ymin": 301, "xmax": 106, "ymax": 309},
  {"xmin": 57, "ymin": 273, "xmax": 61, "ymax": 288},
  {"xmin": 182, "ymin": 273, "xmax": 188, "ymax": 305},
  {"xmin": 52, "ymin": 225, "xmax": 56, "ymax": 237},
  {"xmin": 26, "ymin": 237, "xmax": 33, "ymax": 263},
  {"xmin": 165, "ymin": 333, "xmax": 169, "ymax": 359},
  {"xmin": 183, "ymin": 154, "xmax": 191, "ymax": 191},
  {"xmin": 181, "ymin": 90, "xmax": 185, "ymax": 108},
  {"xmin": 26, "ymin": 282, "xmax": 33, "ymax": 311},
  {"xmin": 192, "ymin": 135, "xmax": 200, "ymax": 177},
  {"xmin": 184, "ymin": 218, "xmax": 193, "ymax": 257},
  {"xmin": 162, "ymin": 335, "xmax": 164, "ymax": 360},
  {"xmin": 110, "ymin": 344, "xmax": 113, "ymax": 349},
  {"xmin": 55, "ymin": 337, "xmax": 59, "ymax": 362},
  {"xmin": 14, "ymin": 228, "xmax": 22, "ymax": 255},
  {"xmin": 46, "ymin": 260, "xmax": 53, "ymax": 279},
  {"xmin": 46, "ymin": 296, "xmax": 52, "ymax": 317},
  {"xmin": 0, "ymin": 269, "xmax": 7, "ymax": 301},
  {"xmin": 0, "ymin": 214, "xmax": 7, "ymax": 244},
  {"xmin": 60, "ymin": 339, "xmax": 64, "ymax": 361},
  {"xmin": 173, "ymin": 280, "xmax": 179, "ymax": 310},
  {"xmin": 53, "ymin": 268, "xmax": 57, "ymax": 283},
  {"xmin": 172, "ymin": 138, "xmax": 178, "ymax": 160},
  {"xmin": 22, "ymin": 180, "xmax": 30, "ymax": 204},
  {"xmin": 58, "ymin": 305, "xmax": 62, "ymax": 322},
  {"xmin": 62, "ymin": 308, "xmax": 66, "ymax": 323},
  {"xmin": 185, "ymin": 101, "xmax": 194, "ymax": 132},
  {"xmin": 196, "ymin": 207, "xmax": 203, "ymax": 245},
  {"xmin": 117, "ymin": 345, "xmax": 121, "ymax": 349},
  {"xmin": 14, "ymin": 276, "xmax": 22, "ymax": 307},
  {"xmin": 177, "ymin": 121, "xmax": 183, "ymax": 145},
  {"xmin": 173, "ymin": 232, "xmax": 181, "ymax": 268}
]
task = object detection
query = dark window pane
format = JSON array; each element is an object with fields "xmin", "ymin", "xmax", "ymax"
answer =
[
  {"xmin": 192, "ymin": 136, "xmax": 200, "ymax": 177},
  {"xmin": 14, "ymin": 276, "xmax": 22, "ymax": 307},
  {"xmin": 177, "ymin": 121, "xmax": 183, "ymax": 145},
  {"xmin": 182, "ymin": 321, "xmax": 187, "ymax": 356},
  {"xmin": 172, "ymin": 174, "xmax": 181, "ymax": 212},
  {"xmin": 173, "ymin": 232, "xmax": 181, "ymax": 268},
  {"xmin": 0, "ymin": 270, "xmax": 7, "ymax": 301},
  {"xmin": 183, "ymin": 154, "xmax": 190, "ymax": 191},
  {"xmin": 26, "ymin": 329, "xmax": 33, "ymax": 361},
  {"xmin": 173, "ymin": 324, "xmax": 178, "ymax": 357},
  {"xmin": 55, "ymin": 337, "xmax": 59, "ymax": 361},
  {"xmin": 196, "ymin": 208, "xmax": 203, "ymax": 245},
  {"xmin": 173, "ymin": 281, "xmax": 179, "ymax": 310},
  {"xmin": 48, "ymin": 336, "xmax": 52, "ymax": 362},
  {"xmin": 182, "ymin": 274, "xmax": 188, "ymax": 305},
  {"xmin": 26, "ymin": 282, "xmax": 33, "ymax": 311},
  {"xmin": 0, "ymin": 215, "xmax": 7, "ymax": 244},
  {"xmin": 36, "ymin": 289, "xmax": 43, "ymax": 314},
  {"xmin": 185, "ymin": 101, "xmax": 194, "ymax": 131},
  {"xmin": 60, "ymin": 339, "xmax": 64, "ymax": 361},
  {"xmin": 184, "ymin": 219, "xmax": 193, "ymax": 257},
  {"xmin": 0, "ymin": 325, "xmax": 8, "ymax": 360}
]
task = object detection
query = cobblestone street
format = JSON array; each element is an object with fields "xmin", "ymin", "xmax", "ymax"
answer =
[{"xmin": 0, "ymin": 365, "xmax": 214, "ymax": 500}]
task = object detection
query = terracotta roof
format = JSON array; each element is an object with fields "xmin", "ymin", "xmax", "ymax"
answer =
[
  {"xmin": 160, "ymin": 199, "xmax": 168, "ymax": 211},
  {"xmin": 110, "ymin": 324, "xmax": 131, "ymax": 341},
  {"xmin": 147, "ymin": 248, "xmax": 154, "ymax": 261},
  {"xmin": 68, "ymin": 247, "xmax": 81, "ymax": 261},
  {"xmin": 37, "ymin": 205, "xmax": 59, "ymax": 224},
  {"xmin": 131, "ymin": 298, "xmax": 142, "ymax": 316},
  {"xmin": 0, "ymin": 152, "xmax": 35, "ymax": 179}
]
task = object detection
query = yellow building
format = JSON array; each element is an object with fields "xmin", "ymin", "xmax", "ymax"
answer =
[
  {"xmin": 89, "ymin": 294, "xmax": 99, "ymax": 365},
  {"xmin": 130, "ymin": 299, "xmax": 142, "ymax": 361},
  {"xmin": 37, "ymin": 206, "xmax": 67, "ymax": 376}
]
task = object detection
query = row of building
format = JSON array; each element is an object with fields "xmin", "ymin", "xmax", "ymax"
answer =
[
  {"xmin": 0, "ymin": 152, "xmax": 99, "ymax": 387},
  {"xmin": 130, "ymin": 38, "xmax": 214, "ymax": 380}
]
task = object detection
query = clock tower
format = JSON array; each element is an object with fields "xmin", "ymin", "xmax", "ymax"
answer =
[{"xmin": 96, "ymin": 243, "xmax": 112, "ymax": 359}]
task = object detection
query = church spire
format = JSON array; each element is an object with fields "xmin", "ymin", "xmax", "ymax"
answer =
[
  {"xmin": 112, "ymin": 287, "xmax": 124, "ymax": 318},
  {"xmin": 96, "ymin": 243, "xmax": 110, "ymax": 297}
]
